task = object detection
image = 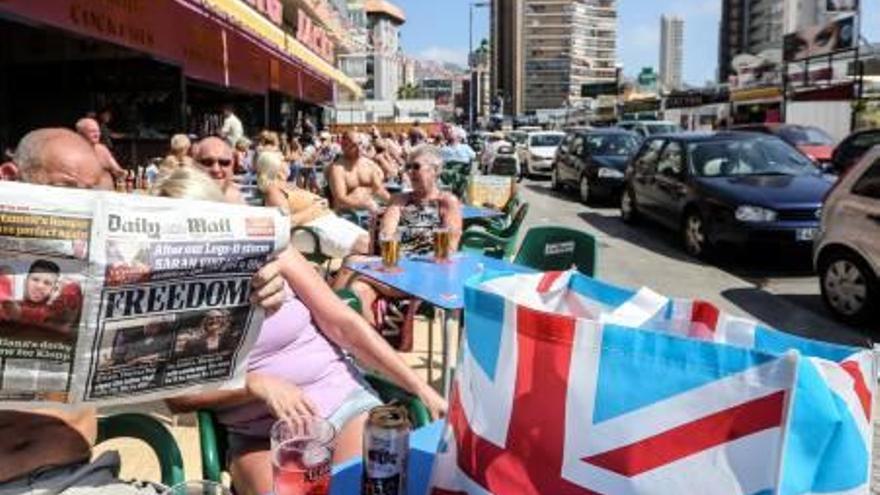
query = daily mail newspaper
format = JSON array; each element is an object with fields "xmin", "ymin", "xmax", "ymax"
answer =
[{"xmin": 0, "ymin": 182, "xmax": 289, "ymax": 408}]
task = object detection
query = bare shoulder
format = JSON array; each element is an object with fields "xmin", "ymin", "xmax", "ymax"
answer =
[{"xmin": 438, "ymin": 191, "xmax": 461, "ymax": 209}]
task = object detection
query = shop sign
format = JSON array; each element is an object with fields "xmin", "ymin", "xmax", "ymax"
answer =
[
  {"xmin": 242, "ymin": 0, "xmax": 283, "ymax": 25},
  {"xmin": 297, "ymin": 10, "xmax": 335, "ymax": 62}
]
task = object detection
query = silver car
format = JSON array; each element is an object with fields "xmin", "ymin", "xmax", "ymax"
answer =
[{"xmin": 814, "ymin": 146, "xmax": 880, "ymax": 324}]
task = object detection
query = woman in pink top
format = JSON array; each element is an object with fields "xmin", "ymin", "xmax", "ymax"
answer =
[{"xmin": 161, "ymin": 168, "xmax": 446, "ymax": 495}]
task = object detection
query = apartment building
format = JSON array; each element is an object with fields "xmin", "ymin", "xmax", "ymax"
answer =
[{"xmin": 660, "ymin": 14, "xmax": 684, "ymax": 91}]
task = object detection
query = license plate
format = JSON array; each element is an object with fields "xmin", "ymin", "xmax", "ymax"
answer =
[{"xmin": 796, "ymin": 228, "xmax": 817, "ymax": 241}]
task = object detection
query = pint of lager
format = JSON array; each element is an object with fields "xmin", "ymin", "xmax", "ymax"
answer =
[
  {"xmin": 433, "ymin": 227, "xmax": 451, "ymax": 262},
  {"xmin": 380, "ymin": 233, "xmax": 400, "ymax": 269}
]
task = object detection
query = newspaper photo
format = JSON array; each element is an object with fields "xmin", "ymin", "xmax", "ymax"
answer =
[{"xmin": 0, "ymin": 182, "xmax": 289, "ymax": 408}]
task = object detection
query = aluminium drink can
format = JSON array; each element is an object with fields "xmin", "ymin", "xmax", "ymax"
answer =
[{"xmin": 362, "ymin": 404, "xmax": 410, "ymax": 495}]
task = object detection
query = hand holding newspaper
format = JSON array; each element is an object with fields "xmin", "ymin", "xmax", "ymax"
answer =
[{"xmin": 0, "ymin": 182, "xmax": 289, "ymax": 408}]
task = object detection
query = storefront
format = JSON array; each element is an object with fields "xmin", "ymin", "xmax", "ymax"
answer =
[
  {"xmin": 0, "ymin": 0, "xmax": 358, "ymax": 164},
  {"xmin": 729, "ymin": 87, "xmax": 784, "ymax": 125},
  {"xmin": 663, "ymin": 88, "xmax": 730, "ymax": 130}
]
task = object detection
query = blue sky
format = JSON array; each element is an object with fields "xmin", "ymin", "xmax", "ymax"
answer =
[{"xmin": 394, "ymin": 0, "xmax": 880, "ymax": 85}]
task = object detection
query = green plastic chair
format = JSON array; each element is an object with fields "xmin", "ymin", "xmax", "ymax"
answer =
[
  {"xmin": 444, "ymin": 160, "xmax": 471, "ymax": 175},
  {"xmin": 97, "ymin": 413, "xmax": 186, "ymax": 487},
  {"xmin": 460, "ymin": 202, "xmax": 530, "ymax": 259},
  {"xmin": 513, "ymin": 226, "xmax": 598, "ymax": 276},
  {"xmin": 196, "ymin": 290, "xmax": 432, "ymax": 483}
]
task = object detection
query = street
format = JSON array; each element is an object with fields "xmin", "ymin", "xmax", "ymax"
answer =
[{"xmin": 516, "ymin": 177, "xmax": 876, "ymax": 348}]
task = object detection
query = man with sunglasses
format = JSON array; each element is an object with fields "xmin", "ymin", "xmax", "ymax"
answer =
[
  {"xmin": 0, "ymin": 128, "xmax": 285, "ymax": 494},
  {"xmin": 194, "ymin": 136, "xmax": 245, "ymax": 204}
]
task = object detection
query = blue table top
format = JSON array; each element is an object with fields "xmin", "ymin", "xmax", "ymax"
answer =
[
  {"xmin": 462, "ymin": 204, "xmax": 505, "ymax": 220},
  {"xmin": 331, "ymin": 421, "xmax": 444, "ymax": 495},
  {"xmin": 348, "ymin": 252, "xmax": 534, "ymax": 309}
]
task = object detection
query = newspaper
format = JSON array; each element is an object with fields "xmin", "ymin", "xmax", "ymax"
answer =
[{"xmin": 0, "ymin": 182, "xmax": 289, "ymax": 408}]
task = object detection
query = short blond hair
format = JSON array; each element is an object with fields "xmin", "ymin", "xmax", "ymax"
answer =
[
  {"xmin": 170, "ymin": 134, "xmax": 191, "ymax": 154},
  {"xmin": 255, "ymin": 150, "xmax": 287, "ymax": 193},
  {"xmin": 155, "ymin": 167, "xmax": 226, "ymax": 203}
]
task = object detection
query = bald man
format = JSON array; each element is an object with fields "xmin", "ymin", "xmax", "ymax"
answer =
[
  {"xmin": 75, "ymin": 118, "xmax": 125, "ymax": 184},
  {"xmin": 193, "ymin": 136, "xmax": 245, "ymax": 204},
  {"xmin": 326, "ymin": 131, "xmax": 390, "ymax": 213},
  {"xmin": 0, "ymin": 128, "xmax": 285, "ymax": 494}
]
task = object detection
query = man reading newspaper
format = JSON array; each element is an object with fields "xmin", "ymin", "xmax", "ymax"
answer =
[{"xmin": 0, "ymin": 128, "xmax": 285, "ymax": 494}]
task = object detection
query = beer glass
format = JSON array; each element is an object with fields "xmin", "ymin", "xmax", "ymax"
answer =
[
  {"xmin": 379, "ymin": 232, "xmax": 401, "ymax": 270},
  {"xmin": 433, "ymin": 227, "xmax": 452, "ymax": 263},
  {"xmin": 271, "ymin": 417, "xmax": 336, "ymax": 495},
  {"xmin": 161, "ymin": 481, "xmax": 230, "ymax": 495}
]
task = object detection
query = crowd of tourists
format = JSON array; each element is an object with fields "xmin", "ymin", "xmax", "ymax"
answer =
[{"xmin": 0, "ymin": 105, "xmax": 480, "ymax": 494}]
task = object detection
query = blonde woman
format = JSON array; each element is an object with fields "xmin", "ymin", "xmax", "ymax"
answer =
[
  {"xmin": 157, "ymin": 167, "xmax": 446, "ymax": 495},
  {"xmin": 257, "ymin": 151, "xmax": 370, "ymax": 258},
  {"xmin": 160, "ymin": 134, "xmax": 195, "ymax": 172}
]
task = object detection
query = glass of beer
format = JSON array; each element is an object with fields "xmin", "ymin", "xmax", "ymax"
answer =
[
  {"xmin": 379, "ymin": 232, "xmax": 401, "ymax": 270},
  {"xmin": 433, "ymin": 227, "xmax": 452, "ymax": 263},
  {"xmin": 271, "ymin": 418, "xmax": 336, "ymax": 495}
]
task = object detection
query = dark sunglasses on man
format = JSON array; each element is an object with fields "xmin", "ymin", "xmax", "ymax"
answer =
[{"xmin": 199, "ymin": 157, "xmax": 233, "ymax": 168}]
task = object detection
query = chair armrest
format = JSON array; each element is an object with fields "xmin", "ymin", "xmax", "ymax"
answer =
[
  {"xmin": 197, "ymin": 410, "xmax": 225, "ymax": 483},
  {"xmin": 459, "ymin": 230, "xmax": 510, "ymax": 259},
  {"xmin": 97, "ymin": 413, "xmax": 185, "ymax": 487}
]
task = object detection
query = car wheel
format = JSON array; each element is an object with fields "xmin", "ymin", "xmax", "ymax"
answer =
[
  {"xmin": 579, "ymin": 175, "xmax": 592, "ymax": 205},
  {"xmin": 551, "ymin": 167, "xmax": 562, "ymax": 191},
  {"xmin": 682, "ymin": 210, "xmax": 711, "ymax": 258},
  {"xmin": 819, "ymin": 251, "xmax": 877, "ymax": 324},
  {"xmin": 620, "ymin": 187, "xmax": 638, "ymax": 224}
]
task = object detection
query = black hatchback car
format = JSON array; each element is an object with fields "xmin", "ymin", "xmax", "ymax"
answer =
[
  {"xmin": 550, "ymin": 129, "xmax": 641, "ymax": 204},
  {"xmin": 620, "ymin": 132, "xmax": 833, "ymax": 258}
]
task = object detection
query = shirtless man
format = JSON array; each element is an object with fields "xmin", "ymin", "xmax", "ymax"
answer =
[
  {"xmin": 75, "ymin": 118, "xmax": 125, "ymax": 187},
  {"xmin": 0, "ymin": 128, "xmax": 284, "ymax": 494},
  {"xmin": 326, "ymin": 131, "xmax": 391, "ymax": 213},
  {"xmin": 193, "ymin": 136, "xmax": 245, "ymax": 204}
]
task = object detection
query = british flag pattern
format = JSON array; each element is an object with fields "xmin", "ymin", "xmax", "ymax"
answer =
[{"xmin": 430, "ymin": 270, "xmax": 874, "ymax": 495}]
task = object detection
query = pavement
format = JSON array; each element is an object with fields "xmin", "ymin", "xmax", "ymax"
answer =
[{"xmin": 97, "ymin": 176, "xmax": 880, "ymax": 490}]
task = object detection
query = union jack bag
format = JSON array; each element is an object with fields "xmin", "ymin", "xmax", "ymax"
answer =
[{"xmin": 430, "ymin": 270, "xmax": 875, "ymax": 495}]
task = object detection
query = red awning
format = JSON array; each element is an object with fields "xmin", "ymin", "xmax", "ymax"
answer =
[{"xmin": 0, "ymin": 0, "xmax": 332, "ymax": 103}]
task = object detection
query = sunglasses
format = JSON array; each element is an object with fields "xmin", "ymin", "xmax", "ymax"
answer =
[{"xmin": 199, "ymin": 157, "xmax": 233, "ymax": 168}]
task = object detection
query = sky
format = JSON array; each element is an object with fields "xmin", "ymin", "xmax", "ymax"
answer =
[{"xmin": 394, "ymin": 0, "xmax": 880, "ymax": 86}]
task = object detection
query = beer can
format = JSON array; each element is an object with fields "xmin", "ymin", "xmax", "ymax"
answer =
[{"xmin": 363, "ymin": 404, "xmax": 410, "ymax": 495}]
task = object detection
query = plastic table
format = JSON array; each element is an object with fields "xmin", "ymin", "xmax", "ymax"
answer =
[
  {"xmin": 330, "ymin": 420, "xmax": 444, "ymax": 495},
  {"xmin": 347, "ymin": 253, "xmax": 534, "ymax": 395},
  {"xmin": 461, "ymin": 204, "xmax": 505, "ymax": 221}
]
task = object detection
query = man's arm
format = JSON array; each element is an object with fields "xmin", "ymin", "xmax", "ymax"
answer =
[
  {"xmin": 327, "ymin": 163, "xmax": 370, "ymax": 210},
  {"xmin": 96, "ymin": 145, "xmax": 126, "ymax": 179},
  {"xmin": 370, "ymin": 166, "xmax": 392, "ymax": 203}
]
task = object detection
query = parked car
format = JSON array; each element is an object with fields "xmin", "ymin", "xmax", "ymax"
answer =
[
  {"xmin": 831, "ymin": 128, "xmax": 880, "ymax": 174},
  {"xmin": 732, "ymin": 123, "xmax": 835, "ymax": 168},
  {"xmin": 551, "ymin": 129, "xmax": 641, "ymax": 204},
  {"xmin": 618, "ymin": 120, "xmax": 682, "ymax": 137},
  {"xmin": 620, "ymin": 132, "xmax": 833, "ymax": 258},
  {"xmin": 519, "ymin": 131, "xmax": 565, "ymax": 178},
  {"xmin": 814, "ymin": 146, "xmax": 880, "ymax": 324}
]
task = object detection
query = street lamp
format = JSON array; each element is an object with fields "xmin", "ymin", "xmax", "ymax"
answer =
[{"xmin": 469, "ymin": 1, "xmax": 489, "ymax": 132}]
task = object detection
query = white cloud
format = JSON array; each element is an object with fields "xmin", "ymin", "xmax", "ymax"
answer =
[{"xmin": 417, "ymin": 46, "xmax": 468, "ymax": 67}]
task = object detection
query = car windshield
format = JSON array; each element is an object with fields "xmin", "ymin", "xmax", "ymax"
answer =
[
  {"xmin": 508, "ymin": 133, "xmax": 528, "ymax": 144},
  {"xmin": 646, "ymin": 123, "xmax": 681, "ymax": 134},
  {"xmin": 530, "ymin": 134, "xmax": 564, "ymax": 147},
  {"xmin": 587, "ymin": 134, "xmax": 640, "ymax": 156},
  {"xmin": 778, "ymin": 126, "xmax": 834, "ymax": 146},
  {"xmin": 689, "ymin": 137, "xmax": 818, "ymax": 177}
]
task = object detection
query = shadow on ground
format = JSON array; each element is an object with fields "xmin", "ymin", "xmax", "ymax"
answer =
[{"xmin": 722, "ymin": 287, "xmax": 874, "ymax": 347}]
